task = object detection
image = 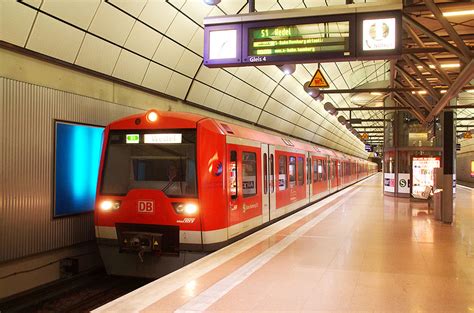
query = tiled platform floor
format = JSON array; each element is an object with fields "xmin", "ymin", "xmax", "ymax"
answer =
[{"xmin": 95, "ymin": 174, "xmax": 473, "ymax": 313}]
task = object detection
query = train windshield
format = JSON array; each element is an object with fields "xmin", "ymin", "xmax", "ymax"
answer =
[{"xmin": 100, "ymin": 129, "xmax": 197, "ymax": 198}]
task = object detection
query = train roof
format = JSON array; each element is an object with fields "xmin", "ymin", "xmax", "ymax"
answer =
[{"xmin": 109, "ymin": 109, "xmax": 371, "ymax": 162}]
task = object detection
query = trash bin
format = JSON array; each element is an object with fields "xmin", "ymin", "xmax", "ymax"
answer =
[{"xmin": 433, "ymin": 188, "xmax": 443, "ymax": 221}]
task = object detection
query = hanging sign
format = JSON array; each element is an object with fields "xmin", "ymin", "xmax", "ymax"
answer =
[
  {"xmin": 203, "ymin": 4, "xmax": 401, "ymax": 68},
  {"xmin": 309, "ymin": 69, "xmax": 330, "ymax": 88}
]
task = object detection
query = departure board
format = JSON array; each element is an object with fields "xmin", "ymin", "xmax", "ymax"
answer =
[
  {"xmin": 203, "ymin": 8, "xmax": 401, "ymax": 67},
  {"xmin": 241, "ymin": 15, "xmax": 356, "ymax": 65},
  {"xmin": 248, "ymin": 21, "xmax": 350, "ymax": 58}
]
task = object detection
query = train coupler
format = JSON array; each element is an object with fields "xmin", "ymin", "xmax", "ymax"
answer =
[{"xmin": 119, "ymin": 231, "xmax": 163, "ymax": 255}]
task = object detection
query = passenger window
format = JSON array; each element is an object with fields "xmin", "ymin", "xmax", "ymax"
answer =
[
  {"xmin": 297, "ymin": 157, "xmax": 304, "ymax": 186},
  {"xmin": 324, "ymin": 161, "xmax": 327, "ymax": 180},
  {"xmin": 242, "ymin": 152, "xmax": 257, "ymax": 198},
  {"xmin": 230, "ymin": 150, "xmax": 237, "ymax": 200},
  {"xmin": 263, "ymin": 153, "xmax": 268, "ymax": 195},
  {"xmin": 313, "ymin": 160, "xmax": 318, "ymax": 183},
  {"xmin": 289, "ymin": 156, "xmax": 296, "ymax": 187},
  {"xmin": 318, "ymin": 160, "xmax": 323, "ymax": 181},
  {"xmin": 278, "ymin": 155, "xmax": 287, "ymax": 191},
  {"xmin": 306, "ymin": 158, "xmax": 311, "ymax": 184},
  {"xmin": 270, "ymin": 154, "xmax": 275, "ymax": 193}
]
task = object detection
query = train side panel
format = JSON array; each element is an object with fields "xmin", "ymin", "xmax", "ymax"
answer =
[{"xmin": 196, "ymin": 120, "xmax": 228, "ymax": 248}]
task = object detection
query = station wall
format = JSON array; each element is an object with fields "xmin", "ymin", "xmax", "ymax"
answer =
[
  {"xmin": 0, "ymin": 77, "xmax": 141, "ymax": 262},
  {"xmin": 457, "ymin": 138, "xmax": 474, "ymax": 184}
]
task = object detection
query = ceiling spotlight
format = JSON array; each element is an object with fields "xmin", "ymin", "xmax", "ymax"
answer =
[
  {"xmin": 338, "ymin": 116, "xmax": 347, "ymax": 125},
  {"xmin": 278, "ymin": 64, "xmax": 296, "ymax": 75},
  {"xmin": 203, "ymin": 0, "xmax": 221, "ymax": 5},
  {"xmin": 303, "ymin": 82, "xmax": 320, "ymax": 97},
  {"xmin": 314, "ymin": 93, "xmax": 324, "ymax": 102},
  {"xmin": 323, "ymin": 102, "xmax": 337, "ymax": 116},
  {"xmin": 370, "ymin": 92, "xmax": 383, "ymax": 96}
]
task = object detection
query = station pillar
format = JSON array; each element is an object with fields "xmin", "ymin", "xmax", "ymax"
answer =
[{"xmin": 441, "ymin": 109, "xmax": 455, "ymax": 224}]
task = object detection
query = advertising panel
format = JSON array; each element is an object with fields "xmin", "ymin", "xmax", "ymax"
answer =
[
  {"xmin": 412, "ymin": 156, "xmax": 440, "ymax": 197},
  {"xmin": 384, "ymin": 173, "xmax": 395, "ymax": 193},
  {"xmin": 54, "ymin": 122, "xmax": 104, "ymax": 217}
]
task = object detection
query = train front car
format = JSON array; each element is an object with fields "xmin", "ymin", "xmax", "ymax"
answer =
[{"xmin": 94, "ymin": 110, "xmax": 224, "ymax": 278}]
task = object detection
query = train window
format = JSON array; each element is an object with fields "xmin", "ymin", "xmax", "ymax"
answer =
[
  {"xmin": 318, "ymin": 160, "xmax": 323, "ymax": 181},
  {"xmin": 297, "ymin": 157, "xmax": 304, "ymax": 186},
  {"xmin": 263, "ymin": 153, "xmax": 268, "ymax": 195},
  {"xmin": 270, "ymin": 154, "xmax": 275, "ymax": 193},
  {"xmin": 242, "ymin": 152, "xmax": 257, "ymax": 198},
  {"xmin": 289, "ymin": 156, "xmax": 296, "ymax": 187},
  {"xmin": 323, "ymin": 160, "xmax": 328, "ymax": 180},
  {"xmin": 230, "ymin": 150, "xmax": 238, "ymax": 200},
  {"xmin": 313, "ymin": 159, "xmax": 318, "ymax": 183},
  {"xmin": 306, "ymin": 157, "xmax": 311, "ymax": 184},
  {"xmin": 328, "ymin": 161, "xmax": 331, "ymax": 180},
  {"xmin": 101, "ymin": 129, "xmax": 197, "ymax": 197},
  {"xmin": 278, "ymin": 155, "xmax": 287, "ymax": 191}
]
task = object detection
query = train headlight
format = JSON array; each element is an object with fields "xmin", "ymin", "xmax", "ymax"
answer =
[
  {"xmin": 99, "ymin": 200, "xmax": 121, "ymax": 211},
  {"xmin": 172, "ymin": 202, "xmax": 198, "ymax": 215},
  {"xmin": 146, "ymin": 110, "xmax": 158, "ymax": 123},
  {"xmin": 184, "ymin": 203, "xmax": 198, "ymax": 215}
]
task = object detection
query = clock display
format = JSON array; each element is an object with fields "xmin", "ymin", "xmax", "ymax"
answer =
[{"xmin": 209, "ymin": 29, "xmax": 237, "ymax": 60}]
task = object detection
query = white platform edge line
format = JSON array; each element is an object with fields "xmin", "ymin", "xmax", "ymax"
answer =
[
  {"xmin": 93, "ymin": 174, "xmax": 379, "ymax": 313},
  {"xmin": 174, "ymin": 187, "xmax": 361, "ymax": 313},
  {"xmin": 457, "ymin": 184, "xmax": 474, "ymax": 191}
]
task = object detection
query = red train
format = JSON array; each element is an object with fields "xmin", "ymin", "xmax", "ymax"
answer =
[{"xmin": 95, "ymin": 110, "xmax": 377, "ymax": 277}]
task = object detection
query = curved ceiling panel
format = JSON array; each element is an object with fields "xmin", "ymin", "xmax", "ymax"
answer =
[{"xmin": 0, "ymin": 0, "xmax": 402, "ymax": 157}]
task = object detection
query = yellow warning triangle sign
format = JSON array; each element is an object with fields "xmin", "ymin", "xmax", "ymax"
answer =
[{"xmin": 309, "ymin": 69, "xmax": 329, "ymax": 88}]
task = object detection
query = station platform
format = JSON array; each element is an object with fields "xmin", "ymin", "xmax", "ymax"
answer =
[{"xmin": 95, "ymin": 173, "xmax": 473, "ymax": 313}]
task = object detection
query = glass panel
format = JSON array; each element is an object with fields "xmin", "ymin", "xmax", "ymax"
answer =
[
  {"xmin": 278, "ymin": 155, "xmax": 287, "ymax": 190},
  {"xmin": 270, "ymin": 154, "xmax": 275, "ymax": 193},
  {"xmin": 230, "ymin": 150, "xmax": 237, "ymax": 199},
  {"xmin": 242, "ymin": 152, "xmax": 257, "ymax": 198},
  {"xmin": 297, "ymin": 157, "xmax": 304, "ymax": 186},
  {"xmin": 101, "ymin": 130, "xmax": 197, "ymax": 198},
  {"xmin": 263, "ymin": 153, "xmax": 268, "ymax": 195},
  {"xmin": 313, "ymin": 160, "xmax": 318, "ymax": 182},
  {"xmin": 306, "ymin": 157, "xmax": 311, "ymax": 184},
  {"xmin": 289, "ymin": 156, "xmax": 296, "ymax": 187}
]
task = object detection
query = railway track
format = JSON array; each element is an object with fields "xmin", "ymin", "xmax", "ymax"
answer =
[{"xmin": 0, "ymin": 269, "xmax": 152, "ymax": 313}]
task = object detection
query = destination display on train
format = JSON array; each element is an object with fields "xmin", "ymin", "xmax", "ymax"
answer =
[
  {"xmin": 203, "ymin": 9, "xmax": 401, "ymax": 68},
  {"xmin": 247, "ymin": 21, "xmax": 350, "ymax": 60}
]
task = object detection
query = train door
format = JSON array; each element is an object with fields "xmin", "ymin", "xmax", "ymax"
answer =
[
  {"xmin": 268, "ymin": 145, "xmax": 278, "ymax": 219},
  {"xmin": 328, "ymin": 158, "xmax": 332, "ymax": 193},
  {"xmin": 261, "ymin": 143, "xmax": 269, "ymax": 223},
  {"xmin": 306, "ymin": 152, "xmax": 311, "ymax": 202},
  {"xmin": 330, "ymin": 159, "xmax": 338, "ymax": 190},
  {"xmin": 337, "ymin": 161, "xmax": 342, "ymax": 189}
]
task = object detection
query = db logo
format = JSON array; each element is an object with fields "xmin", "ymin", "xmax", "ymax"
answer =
[{"xmin": 138, "ymin": 200, "xmax": 154, "ymax": 213}]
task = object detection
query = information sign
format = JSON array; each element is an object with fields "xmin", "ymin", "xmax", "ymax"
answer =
[
  {"xmin": 144, "ymin": 133, "xmax": 182, "ymax": 144},
  {"xmin": 204, "ymin": 5, "xmax": 401, "ymax": 68}
]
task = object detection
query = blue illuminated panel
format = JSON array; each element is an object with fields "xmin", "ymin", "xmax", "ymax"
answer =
[{"xmin": 54, "ymin": 122, "xmax": 104, "ymax": 217}]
